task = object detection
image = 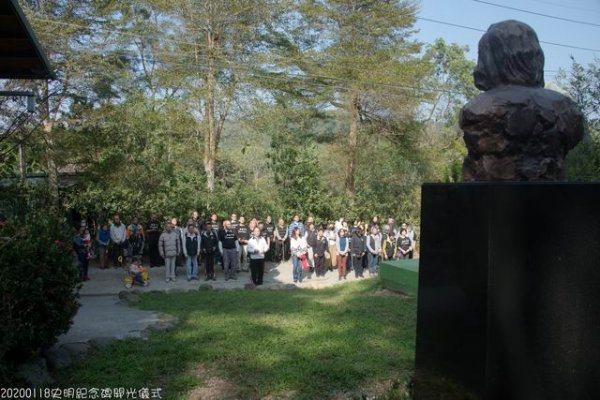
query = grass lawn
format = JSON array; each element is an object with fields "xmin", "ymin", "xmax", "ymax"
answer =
[{"xmin": 56, "ymin": 279, "xmax": 417, "ymax": 399}]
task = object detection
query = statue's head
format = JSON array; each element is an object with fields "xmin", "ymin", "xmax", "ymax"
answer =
[{"xmin": 474, "ymin": 20, "xmax": 545, "ymax": 91}]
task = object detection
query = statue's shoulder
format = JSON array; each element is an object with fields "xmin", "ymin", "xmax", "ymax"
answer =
[{"xmin": 462, "ymin": 86, "xmax": 581, "ymax": 120}]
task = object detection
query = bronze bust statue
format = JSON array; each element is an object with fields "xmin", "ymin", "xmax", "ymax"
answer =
[{"xmin": 460, "ymin": 20, "xmax": 584, "ymax": 181}]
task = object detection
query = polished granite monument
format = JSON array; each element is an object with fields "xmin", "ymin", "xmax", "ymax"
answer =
[{"xmin": 413, "ymin": 20, "xmax": 597, "ymax": 400}]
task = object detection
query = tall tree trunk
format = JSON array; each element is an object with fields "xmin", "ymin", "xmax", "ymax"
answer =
[
  {"xmin": 203, "ymin": 27, "xmax": 217, "ymax": 193},
  {"xmin": 43, "ymin": 80, "xmax": 59, "ymax": 213},
  {"xmin": 18, "ymin": 140, "xmax": 25, "ymax": 182},
  {"xmin": 345, "ymin": 92, "xmax": 360, "ymax": 197}
]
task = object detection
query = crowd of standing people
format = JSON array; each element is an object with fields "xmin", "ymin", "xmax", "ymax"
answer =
[{"xmin": 73, "ymin": 212, "xmax": 417, "ymax": 286}]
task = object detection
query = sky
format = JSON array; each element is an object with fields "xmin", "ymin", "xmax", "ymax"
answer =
[{"xmin": 414, "ymin": 0, "xmax": 600, "ymax": 82}]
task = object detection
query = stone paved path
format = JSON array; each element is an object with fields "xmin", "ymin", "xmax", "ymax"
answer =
[
  {"xmin": 51, "ymin": 259, "xmax": 375, "ymax": 368},
  {"xmin": 79, "ymin": 258, "xmax": 371, "ymax": 295}
]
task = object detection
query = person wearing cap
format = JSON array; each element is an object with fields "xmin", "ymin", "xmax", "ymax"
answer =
[
  {"xmin": 201, "ymin": 221, "xmax": 219, "ymax": 281},
  {"xmin": 247, "ymin": 226, "xmax": 269, "ymax": 285}
]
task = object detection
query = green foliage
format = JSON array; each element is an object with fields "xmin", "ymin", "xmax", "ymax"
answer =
[
  {"xmin": 560, "ymin": 58, "xmax": 599, "ymax": 130},
  {"xmin": 268, "ymin": 130, "xmax": 332, "ymax": 220},
  {"xmin": 55, "ymin": 280, "xmax": 416, "ymax": 399},
  {"xmin": 353, "ymin": 141, "xmax": 424, "ymax": 223},
  {"xmin": 0, "ymin": 185, "xmax": 80, "ymax": 385},
  {"xmin": 2, "ymin": 1, "xmax": 482, "ymax": 227},
  {"xmin": 559, "ymin": 58, "xmax": 600, "ymax": 181},
  {"xmin": 567, "ymin": 128, "xmax": 600, "ymax": 181},
  {"xmin": 423, "ymin": 39, "xmax": 478, "ymax": 125}
]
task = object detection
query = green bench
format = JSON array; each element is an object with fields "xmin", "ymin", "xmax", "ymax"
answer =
[{"xmin": 379, "ymin": 259, "xmax": 419, "ymax": 296}]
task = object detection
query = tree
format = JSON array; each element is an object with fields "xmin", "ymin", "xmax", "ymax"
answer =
[
  {"xmin": 298, "ymin": 0, "xmax": 427, "ymax": 198},
  {"xmin": 417, "ymin": 38, "xmax": 478, "ymax": 183},
  {"xmin": 561, "ymin": 58, "xmax": 600, "ymax": 181},
  {"xmin": 422, "ymin": 38, "xmax": 478, "ymax": 125},
  {"xmin": 560, "ymin": 57, "xmax": 599, "ymax": 130},
  {"xmin": 154, "ymin": 0, "xmax": 292, "ymax": 194}
]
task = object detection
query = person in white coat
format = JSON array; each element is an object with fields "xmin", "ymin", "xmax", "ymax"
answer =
[{"xmin": 247, "ymin": 227, "xmax": 269, "ymax": 285}]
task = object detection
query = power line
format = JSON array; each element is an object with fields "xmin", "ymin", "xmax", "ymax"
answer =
[
  {"xmin": 32, "ymin": 16, "xmax": 421, "ymax": 83},
  {"xmin": 473, "ymin": 0, "xmax": 600, "ymax": 28},
  {"xmin": 28, "ymin": 20, "xmax": 472, "ymax": 97},
  {"xmin": 417, "ymin": 17, "xmax": 486, "ymax": 33},
  {"xmin": 416, "ymin": 17, "xmax": 600, "ymax": 52},
  {"xmin": 28, "ymin": 15, "xmax": 578, "ymax": 101},
  {"xmin": 526, "ymin": 0, "xmax": 600, "ymax": 14},
  {"xmin": 109, "ymin": 51, "xmax": 453, "ymax": 100}
]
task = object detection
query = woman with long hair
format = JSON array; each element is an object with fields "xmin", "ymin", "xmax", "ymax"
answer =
[
  {"xmin": 325, "ymin": 223, "xmax": 338, "ymax": 271},
  {"xmin": 336, "ymin": 228, "xmax": 349, "ymax": 280}
]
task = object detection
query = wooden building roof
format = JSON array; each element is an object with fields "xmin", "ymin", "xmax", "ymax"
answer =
[{"xmin": 0, "ymin": 0, "xmax": 54, "ymax": 79}]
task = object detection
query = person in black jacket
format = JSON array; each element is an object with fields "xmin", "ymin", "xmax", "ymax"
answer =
[
  {"xmin": 350, "ymin": 227, "xmax": 366, "ymax": 278},
  {"xmin": 264, "ymin": 215, "xmax": 276, "ymax": 261},
  {"xmin": 396, "ymin": 228, "xmax": 412, "ymax": 259},
  {"xmin": 201, "ymin": 221, "xmax": 219, "ymax": 281},
  {"xmin": 305, "ymin": 223, "xmax": 318, "ymax": 279},
  {"xmin": 313, "ymin": 227, "xmax": 329, "ymax": 277},
  {"xmin": 219, "ymin": 220, "xmax": 240, "ymax": 281},
  {"xmin": 209, "ymin": 213, "xmax": 222, "ymax": 269},
  {"xmin": 237, "ymin": 216, "xmax": 250, "ymax": 272},
  {"xmin": 274, "ymin": 218, "xmax": 288, "ymax": 262},
  {"xmin": 183, "ymin": 224, "xmax": 200, "ymax": 281}
]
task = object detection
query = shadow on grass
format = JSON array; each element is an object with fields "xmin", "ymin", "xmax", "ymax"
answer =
[{"xmin": 55, "ymin": 279, "xmax": 417, "ymax": 399}]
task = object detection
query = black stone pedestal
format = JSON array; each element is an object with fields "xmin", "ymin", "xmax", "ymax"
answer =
[{"xmin": 413, "ymin": 183, "xmax": 600, "ymax": 400}]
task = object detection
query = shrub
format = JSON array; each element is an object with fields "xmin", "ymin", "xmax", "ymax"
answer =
[{"xmin": 0, "ymin": 211, "xmax": 80, "ymax": 385}]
